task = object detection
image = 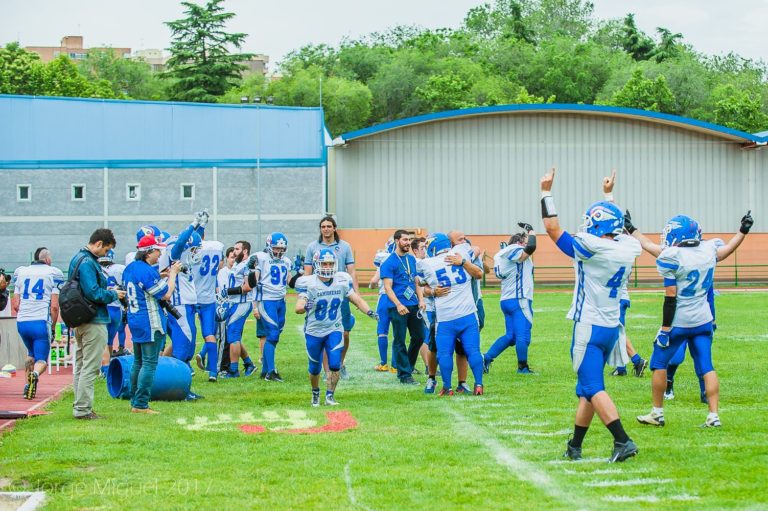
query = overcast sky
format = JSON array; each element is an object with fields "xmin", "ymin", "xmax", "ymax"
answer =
[{"xmin": 2, "ymin": 0, "xmax": 766, "ymax": 68}]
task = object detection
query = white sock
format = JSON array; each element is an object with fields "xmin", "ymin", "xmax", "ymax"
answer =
[
  {"xmin": 652, "ymin": 407, "xmax": 664, "ymax": 416},
  {"xmin": 707, "ymin": 412, "xmax": 719, "ymax": 420}
]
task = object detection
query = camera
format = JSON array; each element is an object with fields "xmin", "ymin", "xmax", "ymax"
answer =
[
  {"xmin": 178, "ymin": 263, "xmax": 190, "ymax": 274},
  {"xmin": 114, "ymin": 284, "xmax": 129, "ymax": 309},
  {"xmin": 158, "ymin": 299, "xmax": 182, "ymax": 320}
]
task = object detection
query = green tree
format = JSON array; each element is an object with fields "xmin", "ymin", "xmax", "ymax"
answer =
[
  {"xmin": 0, "ymin": 42, "xmax": 45, "ymax": 95},
  {"xmin": 219, "ymin": 72, "xmax": 267, "ymax": 104},
  {"xmin": 164, "ymin": 0, "xmax": 253, "ymax": 102},
  {"xmin": 79, "ymin": 50, "xmax": 166, "ymax": 100},
  {"xmin": 620, "ymin": 14, "xmax": 655, "ymax": 61},
  {"xmin": 606, "ymin": 68, "xmax": 675, "ymax": 112},
  {"xmin": 44, "ymin": 55, "xmax": 117, "ymax": 98},
  {"xmin": 415, "ymin": 72, "xmax": 475, "ymax": 112},
  {"xmin": 711, "ymin": 84, "xmax": 768, "ymax": 133},
  {"xmin": 652, "ymin": 27, "xmax": 683, "ymax": 63}
]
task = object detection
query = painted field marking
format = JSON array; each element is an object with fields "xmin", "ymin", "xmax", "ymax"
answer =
[
  {"xmin": 502, "ymin": 428, "xmax": 572, "ymax": 437},
  {"xmin": 548, "ymin": 458, "xmax": 607, "ymax": 465},
  {"xmin": 344, "ymin": 461, "xmax": 375, "ymax": 511},
  {"xmin": 488, "ymin": 420, "xmax": 553, "ymax": 427},
  {"xmin": 176, "ymin": 409, "xmax": 357, "ymax": 434},
  {"xmin": 447, "ymin": 408, "xmax": 591, "ymax": 511},
  {"xmin": 603, "ymin": 495, "xmax": 699, "ymax": 503},
  {"xmin": 562, "ymin": 468, "xmax": 649, "ymax": 475},
  {"xmin": 585, "ymin": 478, "xmax": 673, "ymax": 488}
]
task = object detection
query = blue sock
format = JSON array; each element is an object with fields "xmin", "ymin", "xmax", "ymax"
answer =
[
  {"xmin": 667, "ymin": 364, "xmax": 679, "ymax": 380},
  {"xmin": 515, "ymin": 338, "xmax": 528, "ymax": 365},
  {"xmin": 698, "ymin": 375, "xmax": 706, "ymax": 395},
  {"xmin": 205, "ymin": 343, "xmax": 218, "ymax": 375},
  {"xmin": 631, "ymin": 354, "xmax": 641, "ymax": 364},
  {"xmin": 230, "ymin": 362, "xmax": 239, "ymax": 374},
  {"xmin": 100, "ymin": 365, "xmax": 108, "ymax": 376},
  {"xmin": 616, "ymin": 366, "xmax": 627, "ymax": 374},
  {"xmin": 486, "ymin": 335, "xmax": 513, "ymax": 361},
  {"xmin": 377, "ymin": 336, "xmax": 388, "ymax": 365},
  {"xmin": 264, "ymin": 341, "xmax": 276, "ymax": 374},
  {"xmin": 325, "ymin": 390, "xmax": 334, "ymax": 397},
  {"xmin": 243, "ymin": 356, "xmax": 253, "ymax": 367}
]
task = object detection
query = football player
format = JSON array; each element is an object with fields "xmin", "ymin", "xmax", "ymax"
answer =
[
  {"xmin": 368, "ymin": 239, "xmax": 395, "ymax": 372},
  {"xmin": 192, "ymin": 224, "xmax": 225, "ymax": 382},
  {"xmin": 540, "ymin": 168, "xmax": 641, "ymax": 463},
  {"xmin": 304, "ymin": 216, "xmax": 358, "ymax": 379},
  {"xmin": 12, "ymin": 247, "xmax": 65, "ymax": 399},
  {"xmin": 629, "ymin": 212, "xmax": 752, "ymax": 428},
  {"xmin": 484, "ymin": 223, "xmax": 537, "ymax": 374},
  {"xmin": 295, "ymin": 249, "xmax": 376, "ymax": 406},
  {"xmin": 419, "ymin": 233, "xmax": 485, "ymax": 396},
  {"xmin": 98, "ymin": 249, "xmax": 127, "ymax": 377}
]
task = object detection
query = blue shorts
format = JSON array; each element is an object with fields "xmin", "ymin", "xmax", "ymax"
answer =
[
  {"xmin": 106, "ymin": 306, "xmax": 125, "ymax": 345},
  {"xmin": 619, "ymin": 299, "xmax": 630, "ymax": 326},
  {"xmin": 256, "ymin": 299, "xmax": 286, "ymax": 343},
  {"xmin": 650, "ymin": 322, "xmax": 714, "ymax": 376},
  {"xmin": 168, "ymin": 304, "xmax": 198, "ymax": 362},
  {"xmin": 226, "ymin": 302, "xmax": 252, "ymax": 344},
  {"xmin": 197, "ymin": 303, "xmax": 217, "ymax": 339},
  {"xmin": 17, "ymin": 319, "xmax": 50, "ymax": 362},
  {"xmin": 341, "ymin": 298, "xmax": 355, "ymax": 332},
  {"xmin": 306, "ymin": 330, "xmax": 344, "ymax": 375},
  {"xmin": 435, "ymin": 313, "xmax": 481, "ymax": 362},
  {"xmin": 376, "ymin": 295, "xmax": 391, "ymax": 336},
  {"xmin": 570, "ymin": 322, "xmax": 619, "ymax": 400}
]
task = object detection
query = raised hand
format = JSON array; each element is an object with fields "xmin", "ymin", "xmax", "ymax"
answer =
[
  {"xmin": 740, "ymin": 210, "xmax": 753, "ymax": 234},
  {"xmin": 603, "ymin": 169, "xmax": 616, "ymax": 194},
  {"xmin": 623, "ymin": 209, "xmax": 637, "ymax": 234},
  {"xmin": 540, "ymin": 167, "xmax": 556, "ymax": 192},
  {"xmin": 517, "ymin": 222, "xmax": 534, "ymax": 233}
]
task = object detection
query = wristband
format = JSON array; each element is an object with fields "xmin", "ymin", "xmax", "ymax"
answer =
[
  {"xmin": 541, "ymin": 193, "xmax": 557, "ymax": 218},
  {"xmin": 603, "ymin": 193, "xmax": 614, "ymax": 202}
]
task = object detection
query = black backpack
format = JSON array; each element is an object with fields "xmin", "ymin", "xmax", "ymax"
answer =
[{"xmin": 60, "ymin": 255, "xmax": 99, "ymax": 328}]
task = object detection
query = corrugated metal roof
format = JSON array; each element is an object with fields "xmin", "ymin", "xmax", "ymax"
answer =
[
  {"xmin": 339, "ymin": 104, "xmax": 768, "ymax": 145},
  {"xmin": 0, "ymin": 94, "xmax": 327, "ymax": 168}
]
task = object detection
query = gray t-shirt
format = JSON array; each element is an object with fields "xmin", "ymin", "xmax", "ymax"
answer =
[{"xmin": 305, "ymin": 239, "xmax": 355, "ymax": 270}]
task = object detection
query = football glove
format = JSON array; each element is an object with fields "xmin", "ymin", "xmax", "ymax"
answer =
[
  {"xmin": 217, "ymin": 288, "xmax": 229, "ymax": 302},
  {"xmin": 623, "ymin": 209, "xmax": 637, "ymax": 234},
  {"xmin": 740, "ymin": 210, "xmax": 753, "ymax": 234},
  {"xmin": 654, "ymin": 329, "xmax": 671, "ymax": 349},
  {"xmin": 193, "ymin": 209, "xmax": 209, "ymax": 228},
  {"xmin": 366, "ymin": 310, "xmax": 379, "ymax": 321},
  {"xmin": 247, "ymin": 254, "xmax": 259, "ymax": 270},
  {"xmin": 517, "ymin": 222, "xmax": 534, "ymax": 232}
]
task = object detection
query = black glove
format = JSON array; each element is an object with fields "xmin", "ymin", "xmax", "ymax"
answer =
[
  {"xmin": 740, "ymin": 210, "xmax": 753, "ymax": 234},
  {"xmin": 623, "ymin": 209, "xmax": 637, "ymax": 234},
  {"xmin": 247, "ymin": 254, "xmax": 258, "ymax": 270},
  {"xmin": 517, "ymin": 222, "xmax": 534, "ymax": 232}
]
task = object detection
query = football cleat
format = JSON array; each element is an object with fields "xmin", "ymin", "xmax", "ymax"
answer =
[
  {"xmin": 185, "ymin": 391, "xmax": 204, "ymax": 401},
  {"xmin": 517, "ymin": 367, "xmax": 535, "ymax": 375},
  {"xmin": 374, "ymin": 363, "xmax": 389, "ymax": 372},
  {"xmin": 633, "ymin": 358, "xmax": 649, "ymax": 377},
  {"xmin": 195, "ymin": 353, "xmax": 205, "ymax": 371},
  {"xmin": 244, "ymin": 364, "xmax": 257, "ymax": 377},
  {"xmin": 400, "ymin": 376, "xmax": 419, "ymax": 385},
  {"xmin": 222, "ymin": 371, "xmax": 240, "ymax": 379},
  {"xmin": 311, "ymin": 390, "xmax": 321, "ymax": 407},
  {"xmin": 424, "ymin": 377, "xmax": 437, "ymax": 394},
  {"xmin": 264, "ymin": 371, "xmax": 284, "ymax": 383},
  {"xmin": 609, "ymin": 439, "xmax": 638, "ymax": 463},
  {"xmin": 482, "ymin": 356, "xmax": 492, "ymax": 374},
  {"xmin": 564, "ymin": 439, "xmax": 582, "ymax": 461},
  {"xmin": 438, "ymin": 388, "xmax": 454, "ymax": 397},
  {"xmin": 325, "ymin": 394, "xmax": 339, "ymax": 406},
  {"xmin": 473, "ymin": 384, "xmax": 484, "ymax": 396},
  {"xmin": 702, "ymin": 416, "xmax": 721, "ymax": 428},
  {"xmin": 24, "ymin": 372, "xmax": 38, "ymax": 400},
  {"xmin": 664, "ymin": 389, "xmax": 675, "ymax": 400},
  {"xmin": 637, "ymin": 411, "xmax": 665, "ymax": 427},
  {"xmin": 611, "ymin": 367, "xmax": 627, "ymax": 376},
  {"xmin": 208, "ymin": 374, "xmax": 217, "ymax": 383},
  {"xmin": 340, "ymin": 365, "xmax": 349, "ymax": 380},
  {"xmin": 456, "ymin": 382, "xmax": 472, "ymax": 394}
]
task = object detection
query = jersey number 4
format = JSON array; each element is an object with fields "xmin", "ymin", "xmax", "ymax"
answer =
[
  {"xmin": 22, "ymin": 278, "xmax": 45, "ymax": 300},
  {"xmin": 605, "ymin": 267, "xmax": 626, "ymax": 298},
  {"xmin": 681, "ymin": 268, "xmax": 714, "ymax": 297}
]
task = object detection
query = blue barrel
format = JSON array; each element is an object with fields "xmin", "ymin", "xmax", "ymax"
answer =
[{"xmin": 107, "ymin": 355, "xmax": 192, "ymax": 401}]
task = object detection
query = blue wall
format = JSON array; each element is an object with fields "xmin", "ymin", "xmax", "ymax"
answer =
[{"xmin": 0, "ymin": 95, "xmax": 326, "ymax": 168}]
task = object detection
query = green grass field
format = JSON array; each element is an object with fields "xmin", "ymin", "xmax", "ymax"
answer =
[{"xmin": 2, "ymin": 290, "xmax": 768, "ymax": 510}]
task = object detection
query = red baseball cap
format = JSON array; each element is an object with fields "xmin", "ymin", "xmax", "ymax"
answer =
[{"xmin": 136, "ymin": 234, "xmax": 166, "ymax": 251}]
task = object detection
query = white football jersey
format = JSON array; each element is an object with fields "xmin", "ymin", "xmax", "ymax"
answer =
[
  {"xmin": 254, "ymin": 252, "xmax": 293, "ymax": 301},
  {"xmin": 193, "ymin": 240, "xmax": 224, "ymax": 305},
  {"xmin": 104, "ymin": 263, "xmax": 126, "ymax": 308},
  {"xmin": 296, "ymin": 272, "xmax": 355, "ymax": 337},
  {"xmin": 124, "ymin": 251, "xmax": 136, "ymax": 266},
  {"xmin": 228, "ymin": 260, "xmax": 254, "ymax": 303},
  {"xmin": 13, "ymin": 263, "xmax": 65, "ymax": 322},
  {"xmin": 415, "ymin": 259, "xmax": 435, "ymax": 312},
  {"xmin": 418, "ymin": 244, "xmax": 475, "ymax": 323},
  {"xmin": 159, "ymin": 246, "xmax": 197, "ymax": 306},
  {"xmin": 494, "ymin": 244, "xmax": 534, "ymax": 301},
  {"xmin": 373, "ymin": 250, "xmax": 390, "ymax": 297},
  {"xmin": 567, "ymin": 232, "xmax": 641, "ymax": 327},
  {"xmin": 657, "ymin": 239, "xmax": 718, "ymax": 328}
]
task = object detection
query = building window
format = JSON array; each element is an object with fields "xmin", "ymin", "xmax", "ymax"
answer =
[
  {"xmin": 126, "ymin": 183, "xmax": 141, "ymax": 201},
  {"xmin": 17, "ymin": 184, "xmax": 31, "ymax": 202},
  {"xmin": 180, "ymin": 183, "xmax": 195, "ymax": 200},
  {"xmin": 71, "ymin": 184, "xmax": 86, "ymax": 201}
]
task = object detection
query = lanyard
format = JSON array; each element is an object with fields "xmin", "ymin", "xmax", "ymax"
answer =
[{"xmin": 398, "ymin": 255, "xmax": 412, "ymax": 280}]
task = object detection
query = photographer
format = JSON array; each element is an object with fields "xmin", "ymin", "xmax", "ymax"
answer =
[
  {"xmin": 123, "ymin": 234, "xmax": 181, "ymax": 414},
  {"xmin": 0, "ymin": 268, "xmax": 10, "ymax": 316},
  {"xmin": 68, "ymin": 229, "xmax": 126, "ymax": 420}
]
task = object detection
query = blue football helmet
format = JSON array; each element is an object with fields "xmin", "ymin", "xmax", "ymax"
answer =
[
  {"xmin": 426, "ymin": 233, "xmax": 451, "ymax": 257},
  {"xmin": 136, "ymin": 225, "xmax": 161, "ymax": 243},
  {"xmin": 266, "ymin": 232, "xmax": 288, "ymax": 259},
  {"xmin": 385, "ymin": 238, "xmax": 395, "ymax": 254},
  {"xmin": 158, "ymin": 231, "xmax": 172, "ymax": 244},
  {"xmin": 97, "ymin": 249, "xmax": 115, "ymax": 264},
  {"xmin": 185, "ymin": 231, "xmax": 203, "ymax": 263},
  {"xmin": 582, "ymin": 201, "xmax": 624, "ymax": 237},
  {"xmin": 313, "ymin": 248, "xmax": 337, "ymax": 278},
  {"xmin": 661, "ymin": 215, "xmax": 701, "ymax": 248}
]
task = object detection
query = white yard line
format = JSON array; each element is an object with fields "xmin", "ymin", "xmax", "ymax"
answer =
[
  {"xmin": 344, "ymin": 461, "xmax": 376, "ymax": 511},
  {"xmin": 562, "ymin": 468, "xmax": 649, "ymax": 475},
  {"xmin": 585, "ymin": 478, "xmax": 673, "ymax": 488},
  {"xmin": 447, "ymin": 408, "xmax": 591, "ymax": 511},
  {"xmin": 501, "ymin": 428, "xmax": 573, "ymax": 437},
  {"xmin": 603, "ymin": 494, "xmax": 699, "ymax": 503}
]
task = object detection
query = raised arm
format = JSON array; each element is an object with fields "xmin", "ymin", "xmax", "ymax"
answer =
[
  {"xmin": 716, "ymin": 211, "xmax": 753, "ymax": 261},
  {"xmin": 540, "ymin": 168, "xmax": 563, "ymax": 242},
  {"xmin": 623, "ymin": 210, "xmax": 663, "ymax": 258}
]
